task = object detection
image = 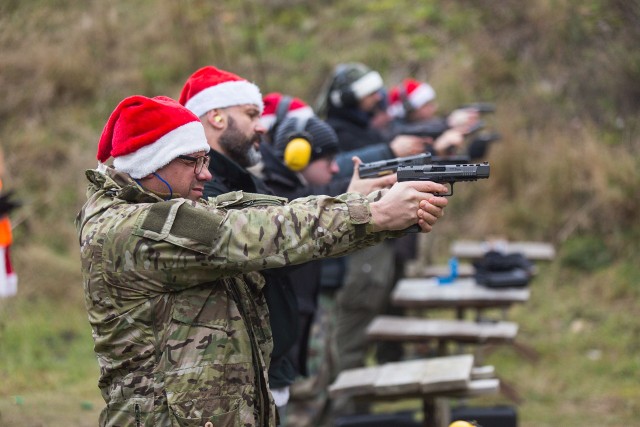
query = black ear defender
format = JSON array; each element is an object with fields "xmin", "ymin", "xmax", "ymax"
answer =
[
  {"xmin": 283, "ymin": 115, "xmax": 313, "ymax": 171},
  {"xmin": 267, "ymin": 95, "xmax": 293, "ymax": 142},
  {"xmin": 274, "ymin": 95, "xmax": 293, "ymax": 125},
  {"xmin": 330, "ymin": 83, "xmax": 358, "ymax": 109},
  {"xmin": 329, "ymin": 64, "xmax": 361, "ymax": 109}
]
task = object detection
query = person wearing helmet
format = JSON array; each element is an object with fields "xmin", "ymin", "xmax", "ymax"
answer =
[{"xmin": 317, "ymin": 63, "xmax": 434, "ymax": 178}]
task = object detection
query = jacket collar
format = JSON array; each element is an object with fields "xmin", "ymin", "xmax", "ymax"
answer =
[{"xmin": 85, "ymin": 167, "xmax": 165, "ymax": 203}]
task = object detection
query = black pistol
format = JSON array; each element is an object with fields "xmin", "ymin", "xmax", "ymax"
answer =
[
  {"xmin": 358, "ymin": 153, "xmax": 432, "ymax": 179},
  {"xmin": 398, "ymin": 162, "xmax": 490, "ymax": 233},
  {"xmin": 397, "ymin": 162, "xmax": 490, "ymax": 196}
]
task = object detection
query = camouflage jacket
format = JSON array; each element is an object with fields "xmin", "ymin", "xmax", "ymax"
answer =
[{"xmin": 75, "ymin": 167, "xmax": 395, "ymax": 427}]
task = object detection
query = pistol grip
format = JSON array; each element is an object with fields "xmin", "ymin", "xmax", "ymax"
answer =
[{"xmin": 403, "ymin": 224, "xmax": 422, "ymax": 233}]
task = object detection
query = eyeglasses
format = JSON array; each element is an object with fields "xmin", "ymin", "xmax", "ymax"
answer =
[{"xmin": 177, "ymin": 154, "xmax": 210, "ymax": 175}]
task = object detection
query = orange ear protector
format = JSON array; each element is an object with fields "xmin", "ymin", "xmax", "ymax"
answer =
[{"xmin": 283, "ymin": 116, "xmax": 313, "ymax": 172}]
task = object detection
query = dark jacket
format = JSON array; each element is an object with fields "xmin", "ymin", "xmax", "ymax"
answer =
[
  {"xmin": 260, "ymin": 144, "xmax": 350, "ymax": 374},
  {"xmin": 326, "ymin": 105, "xmax": 387, "ymax": 151},
  {"xmin": 326, "ymin": 105, "xmax": 396, "ymax": 178},
  {"xmin": 203, "ymin": 149, "xmax": 299, "ymax": 389}
]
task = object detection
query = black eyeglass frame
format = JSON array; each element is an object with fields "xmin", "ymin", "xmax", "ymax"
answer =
[{"xmin": 177, "ymin": 154, "xmax": 210, "ymax": 174}]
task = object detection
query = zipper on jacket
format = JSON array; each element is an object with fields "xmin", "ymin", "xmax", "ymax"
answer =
[{"xmin": 226, "ymin": 279, "xmax": 271, "ymax": 426}]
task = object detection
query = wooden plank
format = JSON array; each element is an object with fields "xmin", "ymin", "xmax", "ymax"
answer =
[
  {"xmin": 366, "ymin": 316, "xmax": 518, "ymax": 344},
  {"xmin": 392, "ymin": 277, "xmax": 530, "ymax": 309},
  {"xmin": 329, "ymin": 355, "xmax": 474, "ymax": 399},
  {"xmin": 418, "ymin": 354, "xmax": 474, "ymax": 394},
  {"xmin": 416, "ymin": 262, "xmax": 537, "ymax": 279},
  {"xmin": 471, "ymin": 365, "xmax": 495, "ymax": 380},
  {"xmin": 420, "ymin": 263, "xmax": 475, "ymax": 278},
  {"xmin": 373, "ymin": 354, "xmax": 474, "ymax": 396},
  {"xmin": 446, "ymin": 378, "xmax": 500, "ymax": 397},
  {"xmin": 328, "ymin": 365, "xmax": 382, "ymax": 398},
  {"xmin": 451, "ymin": 240, "xmax": 555, "ymax": 261}
]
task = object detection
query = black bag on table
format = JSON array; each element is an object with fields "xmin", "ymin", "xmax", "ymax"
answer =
[{"xmin": 473, "ymin": 251, "xmax": 534, "ymax": 288}]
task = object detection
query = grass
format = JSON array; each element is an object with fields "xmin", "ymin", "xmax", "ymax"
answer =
[
  {"xmin": 0, "ymin": 298, "xmax": 92, "ymax": 389},
  {"xmin": 367, "ymin": 259, "xmax": 640, "ymax": 427},
  {"xmin": 0, "ymin": 382, "xmax": 102, "ymax": 427},
  {"xmin": 0, "ymin": 246, "xmax": 97, "ymax": 389},
  {"xmin": 0, "ymin": 245, "xmax": 103, "ymax": 425}
]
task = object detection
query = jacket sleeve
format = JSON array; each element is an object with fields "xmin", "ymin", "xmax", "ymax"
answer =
[{"xmin": 125, "ymin": 192, "xmax": 397, "ymax": 289}]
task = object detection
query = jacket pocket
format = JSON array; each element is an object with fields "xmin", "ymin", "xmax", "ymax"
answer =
[
  {"xmin": 169, "ymin": 395, "xmax": 240, "ymax": 427},
  {"xmin": 170, "ymin": 285, "xmax": 230, "ymax": 331},
  {"xmin": 101, "ymin": 397, "xmax": 154, "ymax": 427}
]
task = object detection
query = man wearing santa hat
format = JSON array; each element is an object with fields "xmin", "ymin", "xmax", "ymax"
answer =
[
  {"xmin": 77, "ymin": 93, "xmax": 449, "ymax": 426},
  {"xmin": 179, "ymin": 66, "xmax": 397, "ymax": 424},
  {"xmin": 179, "ymin": 67, "xmax": 301, "ymax": 421},
  {"xmin": 386, "ymin": 77, "xmax": 482, "ymax": 157}
]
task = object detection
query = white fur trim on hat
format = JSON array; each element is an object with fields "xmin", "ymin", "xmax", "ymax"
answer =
[
  {"xmin": 260, "ymin": 105, "xmax": 313, "ymax": 130},
  {"xmin": 351, "ymin": 71, "xmax": 384, "ymax": 100},
  {"xmin": 184, "ymin": 80, "xmax": 264, "ymax": 117},
  {"xmin": 386, "ymin": 102, "xmax": 404, "ymax": 119},
  {"xmin": 288, "ymin": 106, "xmax": 314, "ymax": 119},
  {"xmin": 259, "ymin": 114, "xmax": 277, "ymax": 131},
  {"xmin": 113, "ymin": 121, "xmax": 209, "ymax": 179},
  {"xmin": 408, "ymin": 83, "xmax": 436, "ymax": 109},
  {"xmin": 387, "ymin": 83, "xmax": 437, "ymax": 119}
]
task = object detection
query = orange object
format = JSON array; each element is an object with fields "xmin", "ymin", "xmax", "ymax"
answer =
[{"xmin": 0, "ymin": 179, "xmax": 13, "ymax": 246}]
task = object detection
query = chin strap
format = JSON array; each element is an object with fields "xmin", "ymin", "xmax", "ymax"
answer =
[{"xmin": 152, "ymin": 173, "xmax": 173, "ymax": 200}]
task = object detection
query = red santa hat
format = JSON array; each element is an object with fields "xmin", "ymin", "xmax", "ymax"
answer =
[
  {"xmin": 179, "ymin": 66, "xmax": 264, "ymax": 117},
  {"xmin": 387, "ymin": 78, "xmax": 437, "ymax": 119},
  {"xmin": 97, "ymin": 95, "xmax": 209, "ymax": 179},
  {"xmin": 260, "ymin": 92, "xmax": 314, "ymax": 131}
]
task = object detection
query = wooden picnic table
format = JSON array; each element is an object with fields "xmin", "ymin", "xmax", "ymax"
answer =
[
  {"xmin": 392, "ymin": 277, "xmax": 530, "ymax": 320},
  {"xmin": 450, "ymin": 239, "xmax": 555, "ymax": 261},
  {"xmin": 366, "ymin": 315, "xmax": 518, "ymax": 356},
  {"xmin": 418, "ymin": 263, "xmax": 475, "ymax": 279},
  {"xmin": 329, "ymin": 354, "xmax": 499, "ymax": 427}
]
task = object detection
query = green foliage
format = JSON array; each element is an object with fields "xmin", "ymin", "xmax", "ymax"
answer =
[{"xmin": 561, "ymin": 235, "xmax": 613, "ymax": 271}]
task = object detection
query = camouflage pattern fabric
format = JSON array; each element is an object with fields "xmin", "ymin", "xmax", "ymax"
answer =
[{"xmin": 75, "ymin": 167, "xmax": 396, "ymax": 426}]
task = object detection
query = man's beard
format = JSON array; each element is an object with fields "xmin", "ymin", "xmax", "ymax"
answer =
[{"xmin": 218, "ymin": 117, "xmax": 261, "ymax": 167}]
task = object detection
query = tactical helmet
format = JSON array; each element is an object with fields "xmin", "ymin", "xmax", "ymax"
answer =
[{"xmin": 328, "ymin": 62, "xmax": 384, "ymax": 109}]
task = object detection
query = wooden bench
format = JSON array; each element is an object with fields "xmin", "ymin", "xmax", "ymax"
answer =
[
  {"xmin": 450, "ymin": 239, "xmax": 556, "ymax": 261},
  {"xmin": 418, "ymin": 263, "xmax": 475, "ymax": 279},
  {"xmin": 412, "ymin": 261, "xmax": 538, "ymax": 279},
  {"xmin": 329, "ymin": 355, "xmax": 499, "ymax": 427},
  {"xmin": 392, "ymin": 277, "xmax": 530, "ymax": 320},
  {"xmin": 366, "ymin": 315, "xmax": 518, "ymax": 356}
]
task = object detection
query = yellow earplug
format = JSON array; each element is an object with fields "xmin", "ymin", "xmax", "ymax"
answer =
[
  {"xmin": 283, "ymin": 137, "xmax": 312, "ymax": 171},
  {"xmin": 449, "ymin": 421, "xmax": 478, "ymax": 427}
]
